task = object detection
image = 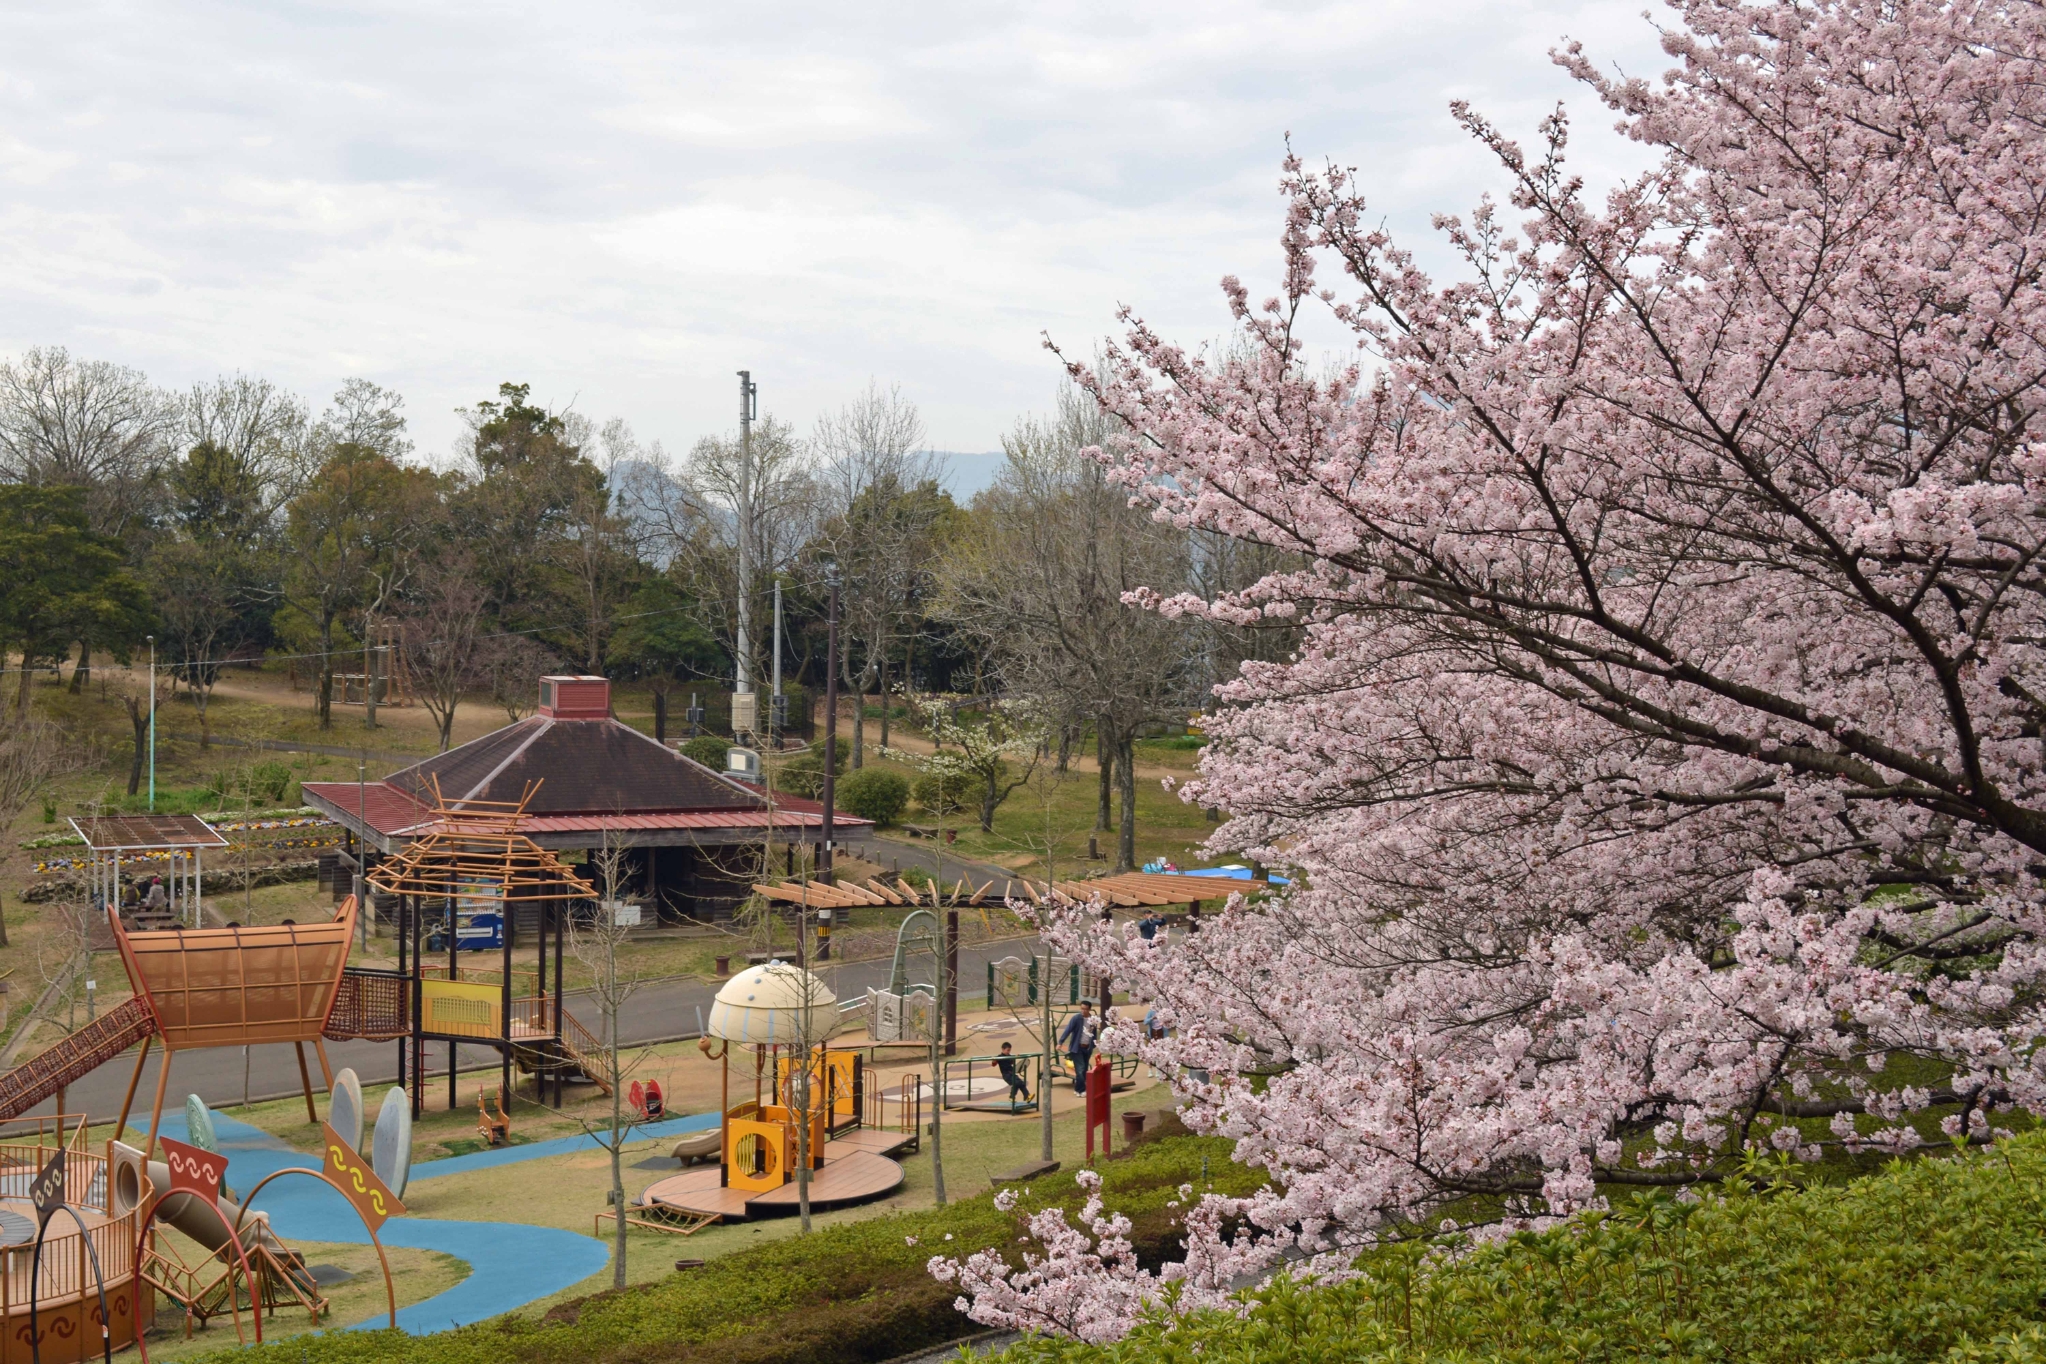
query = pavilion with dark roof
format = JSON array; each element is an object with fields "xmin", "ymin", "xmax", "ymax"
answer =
[{"xmin": 304, "ymin": 675, "xmax": 865, "ymax": 923}]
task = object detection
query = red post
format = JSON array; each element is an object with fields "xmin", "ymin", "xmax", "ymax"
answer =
[{"xmin": 1083, "ymin": 1056, "xmax": 1111, "ymax": 1161}]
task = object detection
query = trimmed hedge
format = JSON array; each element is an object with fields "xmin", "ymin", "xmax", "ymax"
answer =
[
  {"xmin": 835, "ymin": 768, "xmax": 910, "ymax": 825},
  {"xmin": 1006, "ymin": 1135, "xmax": 2046, "ymax": 1364},
  {"xmin": 679, "ymin": 736, "xmax": 730, "ymax": 769},
  {"xmin": 188, "ymin": 1129, "xmax": 1256, "ymax": 1364}
]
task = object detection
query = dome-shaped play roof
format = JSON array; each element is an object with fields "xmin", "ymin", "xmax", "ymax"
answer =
[{"xmin": 706, "ymin": 961, "xmax": 840, "ymax": 1045}]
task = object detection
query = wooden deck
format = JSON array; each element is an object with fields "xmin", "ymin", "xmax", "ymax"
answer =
[{"xmin": 639, "ymin": 1146, "xmax": 905, "ymax": 1221}]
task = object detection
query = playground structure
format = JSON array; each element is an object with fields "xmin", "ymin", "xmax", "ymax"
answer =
[
  {"xmin": 620, "ymin": 963, "xmax": 918, "ymax": 1235},
  {"xmin": 361, "ymin": 782, "xmax": 605, "ymax": 1119},
  {"xmin": 0, "ymin": 1123, "xmax": 156, "ymax": 1363}
]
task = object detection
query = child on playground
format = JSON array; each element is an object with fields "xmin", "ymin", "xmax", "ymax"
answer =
[{"xmin": 995, "ymin": 1041, "xmax": 1030, "ymax": 1106}]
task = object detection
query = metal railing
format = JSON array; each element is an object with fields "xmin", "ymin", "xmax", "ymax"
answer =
[
  {"xmin": 936, "ymin": 1050, "xmax": 1044, "ymax": 1111},
  {"xmin": 863, "ymin": 1071, "xmax": 923, "ymax": 1150},
  {"xmin": 0, "ymin": 1145, "xmax": 144, "ymax": 1315}
]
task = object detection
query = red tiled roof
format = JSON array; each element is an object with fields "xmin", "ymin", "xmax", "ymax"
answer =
[
  {"xmin": 302, "ymin": 782, "xmax": 433, "ymax": 836},
  {"xmin": 302, "ymin": 781, "xmax": 871, "ymax": 839}
]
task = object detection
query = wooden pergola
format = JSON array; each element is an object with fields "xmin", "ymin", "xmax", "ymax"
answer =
[
  {"xmin": 752, "ymin": 870, "xmax": 1270, "ymax": 1044},
  {"xmin": 751, "ymin": 870, "xmax": 1270, "ymax": 911},
  {"xmin": 365, "ymin": 780, "xmax": 601, "ymax": 1116}
]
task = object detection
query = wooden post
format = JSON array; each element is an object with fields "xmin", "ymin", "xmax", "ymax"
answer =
[
  {"xmin": 144, "ymin": 1050, "xmax": 173, "ymax": 1159},
  {"xmin": 411, "ymin": 893, "xmax": 425, "ymax": 1121},
  {"xmin": 944, "ymin": 909, "xmax": 959, "ymax": 1057},
  {"xmin": 448, "ymin": 883, "xmax": 459, "ymax": 1112},
  {"xmin": 116, "ymin": 1035, "xmax": 152, "ymax": 1139},
  {"xmin": 552, "ymin": 897, "xmax": 565, "ymax": 1108},
  {"xmin": 501, "ymin": 890, "xmax": 514, "ymax": 1106},
  {"xmin": 294, "ymin": 1043, "xmax": 317, "ymax": 1124},
  {"xmin": 397, "ymin": 895, "xmax": 410, "ymax": 1089}
]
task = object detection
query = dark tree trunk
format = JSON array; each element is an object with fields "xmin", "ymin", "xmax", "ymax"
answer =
[
  {"xmin": 1096, "ymin": 719, "xmax": 1113, "ymax": 832},
  {"xmin": 124, "ymin": 696, "xmax": 147, "ymax": 795},
  {"xmin": 317, "ymin": 617, "xmax": 335, "ymax": 730},
  {"xmin": 878, "ymin": 649, "xmax": 890, "ymax": 750},
  {"xmin": 68, "ymin": 640, "xmax": 89, "ymax": 694},
  {"xmin": 1115, "ymin": 736, "xmax": 1137, "ymax": 873},
  {"xmin": 653, "ymin": 689, "xmax": 668, "ymax": 743}
]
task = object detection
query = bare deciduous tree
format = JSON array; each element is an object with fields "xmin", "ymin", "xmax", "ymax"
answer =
[
  {"xmin": 936, "ymin": 383, "xmax": 1193, "ymax": 870},
  {"xmin": 401, "ymin": 554, "xmax": 489, "ymax": 751},
  {"xmin": 0, "ymin": 346, "xmax": 175, "ymax": 537},
  {"xmin": 569, "ymin": 835, "xmax": 651, "ymax": 1287},
  {"xmin": 478, "ymin": 633, "xmax": 556, "ymax": 723},
  {"xmin": 812, "ymin": 383, "xmax": 948, "ymax": 762},
  {"xmin": 620, "ymin": 416, "xmax": 815, "ymax": 699},
  {"xmin": 0, "ymin": 714, "xmax": 85, "ymax": 947},
  {"xmin": 180, "ymin": 373, "xmax": 318, "ymax": 515}
]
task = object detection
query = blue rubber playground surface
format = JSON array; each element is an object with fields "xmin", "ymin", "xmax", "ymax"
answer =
[{"xmin": 156, "ymin": 1106, "xmax": 718, "ymax": 1334}]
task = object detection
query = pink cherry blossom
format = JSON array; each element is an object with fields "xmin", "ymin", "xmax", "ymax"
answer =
[{"xmin": 934, "ymin": 0, "xmax": 2046, "ymax": 1338}]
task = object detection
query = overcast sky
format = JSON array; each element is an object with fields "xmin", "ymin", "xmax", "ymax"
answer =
[{"xmin": 0, "ymin": 1, "xmax": 1671, "ymax": 465}]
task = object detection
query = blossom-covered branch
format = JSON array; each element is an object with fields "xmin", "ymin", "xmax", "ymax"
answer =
[{"xmin": 942, "ymin": 0, "xmax": 2046, "ymax": 1339}]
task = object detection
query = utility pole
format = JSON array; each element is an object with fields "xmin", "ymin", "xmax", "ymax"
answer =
[
  {"xmin": 820, "ymin": 564, "xmax": 840, "ymax": 886},
  {"xmin": 735, "ymin": 371, "xmax": 758, "ymax": 700},
  {"xmin": 771, "ymin": 579, "xmax": 786, "ymax": 747},
  {"xmin": 146, "ymin": 635, "xmax": 156, "ymax": 812}
]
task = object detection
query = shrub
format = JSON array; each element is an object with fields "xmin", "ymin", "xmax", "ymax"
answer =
[
  {"xmin": 835, "ymin": 768, "xmax": 909, "ymax": 825},
  {"xmin": 778, "ymin": 738, "xmax": 849, "ymax": 799},
  {"xmin": 251, "ymin": 760, "xmax": 295, "ymax": 804},
  {"xmin": 1001, "ymin": 1135, "xmax": 2046, "ymax": 1364},
  {"xmin": 680, "ymin": 736, "xmax": 730, "ymax": 770},
  {"xmin": 911, "ymin": 770, "xmax": 971, "ymax": 816}
]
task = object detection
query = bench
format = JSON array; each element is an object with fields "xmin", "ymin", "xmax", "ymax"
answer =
[{"xmin": 991, "ymin": 1158, "xmax": 1060, "ymax": 1187}]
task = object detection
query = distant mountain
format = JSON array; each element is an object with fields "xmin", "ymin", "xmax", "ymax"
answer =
[{"xmin": 933, "ymin": 451, "xmax": 1005, "ymax": 503}]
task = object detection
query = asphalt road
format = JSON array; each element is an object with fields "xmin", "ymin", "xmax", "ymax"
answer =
[{"xmin": 15, "ymin": 930, "xmax": 1049, "ymax": 1126}]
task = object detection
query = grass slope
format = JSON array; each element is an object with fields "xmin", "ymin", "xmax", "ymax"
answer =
[{"xmin": 1009, "ymin": 1137, "xmax": 2046, "ymax": 1364}]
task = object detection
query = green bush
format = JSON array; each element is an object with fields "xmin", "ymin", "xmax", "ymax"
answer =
[
  {"xmin": 189, "ymin": 1132, "xmax": 1254, "ymax": 1364},
  {"xmin": 835, "ymin": 768, "xmax": 909, "ymax": 825},
  {"xmin": 251, "ymin": 760, "xmax": 295, "ymax": 804},
  {"xmin": 911, "ymin": 769, "xmax": 971, "ymax": 816},
  {"xmin": 778, "ymin": 738, "xmax": 849, "ymax": 799},
  {"xmin": 680, "ymin": 736, "xmax": 730, "ymax": 770},
  {"xmin": 1006, "ymin": 1136, "xmax": 2046, "ymax": 1364}
]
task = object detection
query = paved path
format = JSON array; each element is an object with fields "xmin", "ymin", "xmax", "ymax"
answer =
[
  {"xmin": 9, "ymin": 933, "xmax": 1047, "ymax": 1123},
  {"xmin": 159, "ymin": 1108, "xmax": 629, "ymax": 1333}
]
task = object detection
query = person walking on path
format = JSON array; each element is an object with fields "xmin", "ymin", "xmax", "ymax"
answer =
[
  {"xmin": 995, "ymin": 1041, "xmax": 1030, "ymax": 1108},
  {"xmin": 1058, "ymin": 1002, "xmax": 1096, "ymax": 1094}
]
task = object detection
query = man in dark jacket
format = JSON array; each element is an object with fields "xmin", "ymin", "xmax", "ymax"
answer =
[{"xmin": 1058, "ymin": 1002, "xmax": 1096, "ymax": 1094}]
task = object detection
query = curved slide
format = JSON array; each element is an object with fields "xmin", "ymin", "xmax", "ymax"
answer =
[
  {"xmin": 157, "ymin": 1111, "xmax": 610, "ymax": 1333},
  {"xmin": 145, "ymin": 1161, "xmax": 321, "ymax": 1300}
]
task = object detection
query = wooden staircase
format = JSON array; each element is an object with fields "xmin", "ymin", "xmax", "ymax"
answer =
[{"xmin": 512, "ymin": 1010, "xmax": 614, "ymax": 1097}]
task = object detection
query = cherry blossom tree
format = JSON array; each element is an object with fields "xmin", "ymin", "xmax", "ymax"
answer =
[{"xmin": 935, "ymin": 0, "xmax": 2046, "ymax": 1336}]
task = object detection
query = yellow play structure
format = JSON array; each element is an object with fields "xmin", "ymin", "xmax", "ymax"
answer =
[{"xmin": 623, "ymin": 962, "xmax": 919, "ymax": 1232}]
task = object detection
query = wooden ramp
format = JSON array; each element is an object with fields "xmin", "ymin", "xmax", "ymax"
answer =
[
  {"xmin": 638, "ymin": 1149, "xmax": 905, "ymax": 1222},
  {"xmin": 824, "ymin": 1127, "xmax": 920, "ymax": 1160}
]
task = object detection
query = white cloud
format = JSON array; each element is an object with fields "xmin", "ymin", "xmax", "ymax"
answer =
[{"xmin": 0, "ymin": 0, "xmax": 1670, "ymax": 456}]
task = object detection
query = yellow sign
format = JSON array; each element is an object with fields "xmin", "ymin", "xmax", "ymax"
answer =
[
  {"xmin": 422, "ymin": 979, "xmax": 503, "ymax": 1038},
  {"xmin": 323, "ymin": 1121, "xmax": 405, "ymax": 1232}
]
